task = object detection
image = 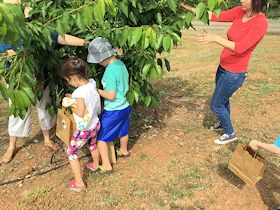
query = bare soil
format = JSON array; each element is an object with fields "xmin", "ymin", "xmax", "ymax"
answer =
[{"xmin": 0, "ymin": 30, "xmax": 279, "ymax": 210}]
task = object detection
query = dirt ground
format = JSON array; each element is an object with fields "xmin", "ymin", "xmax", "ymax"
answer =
[{"xmin": 0, "ymin": 29, "xmax": 279, "ymax": 210}]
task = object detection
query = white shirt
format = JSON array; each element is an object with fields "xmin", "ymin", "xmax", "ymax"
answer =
[{"xmin": 72, "ymin": 78, "xmax": 101, "ymax": 130}]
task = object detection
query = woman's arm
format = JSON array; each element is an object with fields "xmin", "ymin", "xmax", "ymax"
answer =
[
  {"xmin": 57, "ymin": 34, "xmax": 85, "ymax": 47},
  {"xmin": 71, "ymin": 98, "xmax": 86, "ymax": 118},
  {"xmin": 7, "ymin": 49, "xmax": 16, "ymax": 56},
  {"xmin": 197, "ymin": 30, "xmax": 235, "ymax": 51},
  {"xmin": 179, "ymin": 3, "xmax": 212, "ymax": 19},
  {"xmin": 180, "ymin": 3, "xmax": 241, "ymax": 22},
  {"xmin": 98, "ymin": 89, "xmax": 116, "ymax": 101}
]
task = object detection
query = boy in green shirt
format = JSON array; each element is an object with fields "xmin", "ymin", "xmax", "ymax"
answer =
[{"xmin": 87, "ymin": 37, "xmax": 131, "ymax": 173}]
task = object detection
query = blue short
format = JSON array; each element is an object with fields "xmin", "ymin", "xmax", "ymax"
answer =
[
  {"xmin": 97, "ymin": 106, "xmax": 132, "ymax": 142},
  {"xmin": 274, "ymin": 135, "xmax": 280, "ymax": 148}
]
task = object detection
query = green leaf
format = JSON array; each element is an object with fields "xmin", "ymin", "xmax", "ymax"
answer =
[
  {"xmin": 20, "ymin": 85, "xmax": 36, "ymax": 106},
  {"xmin": 126, "ymin": 90, "xmax": 135, "ymax": 105},
  {"xmin": 82, "ymin": 6, "xmax": 94, "ymax": 27},
  {"xmin": 149, "ymin": 28, "xmax": 157, "ymax": 49},
  {"xmin": 140, "ymin": 32, "xmax": 149, "ymax": 49},
  {"xmin": 163, "ymin": 35, "xmax": 172, "ymax": 52},
  {"xmin": 77, "ymin": 13, "xmax": 85, "ymax": 30},
  {"xmin": 142, "ymin": 63, "xmax": 152, "ymax": 77},
  {"xmin": 196, "ymin": 3, "xmax": 206, "ymax": 19},
  {"xmin": 98, "ymin": 0, "xmax": 106, "ymax": 20},
  {"xmin": 24, "ymin": 71, "xmax": 36, "ymax": 87},
  {"xmin": 43, "ymin": 28, "xmax": 53, "ymax": 47},
  {"xmin": 130, "ymin": 0, "xmax": 137, "ymax": 7},
  {"xmin": 133, "ymin": 90, "xmax": 139, "ymax": 103},
  {"xmin": 208, "ymin": 0, "xmax": 216, "ymax": 11},
  {"xmin": 129, "ymin": 11, "xmax": 137, "ymax": 25},
  {"xmin": 213, "ymin": 8, "xmax": 221, "ymax": 16},
  {"xmin": 156, "ymin": 12, "xmax": 162, "ymax": 24},
  {"xmin": 164, "ymin": 58, "xmax": 171, "ymax": 72},
  {"xmin": 155, "ymin": 64, "xmax": 163, "ymax": 76},
  {"xmin": 155, "ymin": 34, "xmax": 163, "ymax": 50},
  {"xmin": 167, "ymin": 0, "xmax": 176, "ymax": 13},
  {"xmin": 130, "ymin": 28, "xmax": 142, "ymax": 47},
  {"xmin": 149, "ymin": 67, "xmax": 158, "ymax": 80},
  {"xmin": 93, "ymin": 2, "xmax": 104, "ymax": 26},
  {"xmin": 200, "ymin": 10, "xmax": 209, "ymax": 25},
  {"xmin": 15, "ymin": 90, "xmax": 30, "ymax": 109},
  {"xmin": 56, "ymin": 20, "xmax": 65, "ymax": 37},
  {"xmin": 0, "ymin": 24, "xmax": 7, "ymax": 36},
  {"xmin": 144, "ymin": 96, "xmax": 152, "ymax": 107},
  {"xmin": 185, "ymin": 13, "xmax": 194, "ymax": 27},
  {"xmin": 119, "ymin": 27, "xmax": 130, "ymax": 46},
  {"xmin": 8, "ymin": 104, "xmax": 15, "ymax": 116},
  {"xmin": 119, "ymin": 1, "xmax": 129, "ymax": 18},
  {"xmin": 0, "ymin": 83, "xmax": 8, "ymax": 101}
]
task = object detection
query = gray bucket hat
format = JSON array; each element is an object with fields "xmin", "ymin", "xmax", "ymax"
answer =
[{"xmin": 87, "ymin": 37, "xmax": 117, "ymax": 64}]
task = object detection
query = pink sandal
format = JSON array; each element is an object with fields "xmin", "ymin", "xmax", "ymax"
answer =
[
  {"xmin": 67, "ymin": 180, "xmax": 86, "ymax": 192},
  {"xmin": 85, "ymin": 162, "xmax": 99, "ymax": 173}
]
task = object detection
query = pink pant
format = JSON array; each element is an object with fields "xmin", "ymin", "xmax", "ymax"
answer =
[{"xmin": 66, "ymin": 122, "xmax": 100, "ymax": 160}]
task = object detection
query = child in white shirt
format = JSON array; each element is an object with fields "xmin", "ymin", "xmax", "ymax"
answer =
[{"xmin": 58, "ymin": 58, "xmax": 101, "ymax": 192}]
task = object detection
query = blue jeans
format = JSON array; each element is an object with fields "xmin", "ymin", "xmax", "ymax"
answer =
[{"xmin": 210, "ymin": 65, "xmax": 247, "ymax": 135}]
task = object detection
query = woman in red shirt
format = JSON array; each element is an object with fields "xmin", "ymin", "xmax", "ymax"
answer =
[{"xmin": 180, "ymin": 0, "xmax": 268, "ymax": 144}]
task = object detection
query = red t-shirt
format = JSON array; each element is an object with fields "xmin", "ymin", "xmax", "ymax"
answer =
[{"xmin": 211, "ymin": 6, "xmax": 268, "ymax": 73}]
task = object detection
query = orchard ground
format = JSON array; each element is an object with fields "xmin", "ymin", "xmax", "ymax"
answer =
[{"xmin": 0, "ymin": 28, "xmax": 279, "ymax": 210}]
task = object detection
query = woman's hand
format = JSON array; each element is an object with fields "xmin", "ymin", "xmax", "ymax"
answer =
[
  {"xmin": 197, "ymin": 29, "xmax": 235, "ymax": 51},
  {"xmin": 197, "ymin": 29, "xmax": 217, "ymax": 44}
]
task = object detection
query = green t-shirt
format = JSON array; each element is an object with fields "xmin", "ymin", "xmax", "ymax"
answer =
[{"xmin": 101, "ymin": 60, "xmax": 129, "ymax": 111}]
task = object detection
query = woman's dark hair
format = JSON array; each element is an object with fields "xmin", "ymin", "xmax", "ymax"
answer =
[
  {"xmin": 252, "ymin": 0, "xmax": 268, "ymax": 13},
  {"xmin": 58, "ymin": 57, "xmax": 89, "ymax": 80}
]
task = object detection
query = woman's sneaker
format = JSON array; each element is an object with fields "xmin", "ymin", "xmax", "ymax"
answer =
[
  {"xmin": 210, "ymin": 122, "xmax": 223, "ymax": 131},
  {"xmin": 214, "ymin": 133, "xmax": 237, "ymax": 144}
]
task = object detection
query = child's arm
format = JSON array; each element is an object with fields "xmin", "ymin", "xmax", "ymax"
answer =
[
  {"xmin": 70, "ymin": 98, "xmax": 86, "ymax": 118},
  {"xmin": 98, "ymin": 89, "xmax": 116, "ymax": 101},
  {"xmin": 249, "ymin": 140, "xmax": 280, "ymax": 155}
]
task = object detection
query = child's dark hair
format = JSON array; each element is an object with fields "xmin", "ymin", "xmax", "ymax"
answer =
[
  {"xmin": 58, "ymin": 57, "xmax": 89, "ymax": 80},
  {"xmin": 252, "ymin": 0, "xmax": 268, "ymax": 13}
]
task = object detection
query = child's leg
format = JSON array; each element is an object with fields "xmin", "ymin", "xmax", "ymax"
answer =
[
  {"xmin": 67, "ymin": 131, "xmax": 88, "ymax": 188},
  {"xmin": 3, "ymin": 105, "xmax": 32, "ymax": 163},
  {"xmin": 87, "ymin": 123, "xmax": 100, "ymax": 168},
  {"xmin": 0, "ymin": 136, "xmax": 17, "ymax": 163},
  {"xmin": 119, "ymin": 134, "xmax": 129, "ymax": 155},
  {"xmin": 42, "ymin": 129, "xmax": 58, "ymax": 150},
  {"xmin": 90, "ymin": 148, "xmax": 100, "ymax": 168},
  {"xmin": 36, "ymin": 86, "xmax": 57, "ymax": 150},
  {"xmin": 69, "ymin": 158, "xmax": 85, "ymax": 188},
  {"xmin": 98, "ymin": 140, "xmax": 112, "ymax": 171},
  {"xmin": 118, "ymin": 107, "xmax": 132, "ymax": 155}
]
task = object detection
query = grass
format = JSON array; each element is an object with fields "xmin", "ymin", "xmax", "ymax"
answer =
[
  {"xmin": 268, "ymin": 18, "xmax": 280, "ymax": 23},
  {"xmin": 97, "ymin": 195, "xmax": 118, "ymax": 208},
  {"xmin": 17, "ymin": 185, "xmax": 52, "ymax": 208},
  {"xmin": 163, "ymin": 168, "xmax": 209, "ymax": 201},
  {"xmin": 139, "ymin": 152, "xmax": 148, "ymax": 161}
]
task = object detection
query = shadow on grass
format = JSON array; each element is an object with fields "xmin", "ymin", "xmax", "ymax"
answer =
[
  {"xmin": 126, "ymin": 76, "xmax": 198, "ymax": 150},
  {"xmin": 257, "ymin": 165, "xmax": 280, "ymax": 208},
  {"xmin": 216, "ymin": 163, "xmax": 246, "ymax": 189}
]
